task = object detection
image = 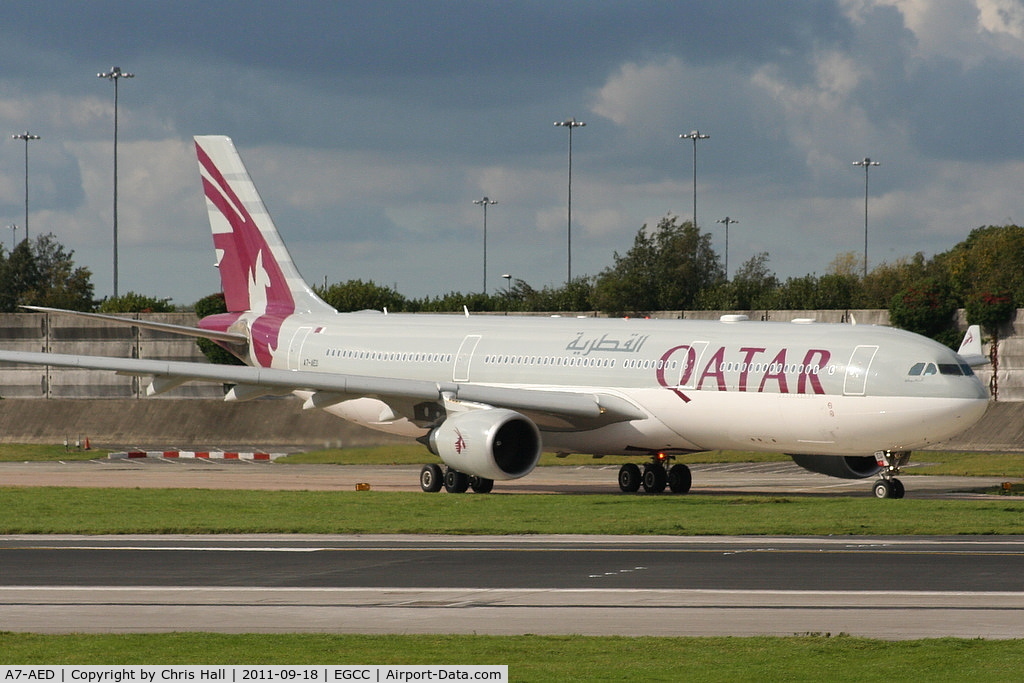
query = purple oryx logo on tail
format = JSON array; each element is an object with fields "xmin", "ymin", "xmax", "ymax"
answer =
[{"xmin": 196, "ymin": 139, "xmax": 295, "ymax": 367}]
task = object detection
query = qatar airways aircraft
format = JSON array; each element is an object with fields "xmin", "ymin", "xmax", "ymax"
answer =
[{"xmin": 0, "ymin": 136, "xmax": 991, "ymax": 498}]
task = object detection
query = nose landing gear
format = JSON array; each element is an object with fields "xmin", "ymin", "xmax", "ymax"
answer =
[{"xmin": 872, "ymin": 450, "xmax": 910, "ymax": 499}]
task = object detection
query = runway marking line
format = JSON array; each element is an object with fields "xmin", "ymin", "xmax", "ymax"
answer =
[{"xmin": 4, "ymin": 586, "xmax": 1024, "ymax": 596}]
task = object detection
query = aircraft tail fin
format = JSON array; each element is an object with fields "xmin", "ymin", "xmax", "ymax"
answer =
[
  {"xmin": 194, "ymin": 135, "xmax": 334, "ymax": 316},
  {"xmin": 957, "ymin": 324, "xmax": 989, "ymax": 367}
]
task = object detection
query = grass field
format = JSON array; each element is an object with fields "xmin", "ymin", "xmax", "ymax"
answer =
[
  {"xmin": 0, "ymin": 443, "xmax": 108, "ymax": 462},
  {"xmin": 1, "ymin": 486, "xmax": 1023, "ymax": 535},
  {"xmin": 1, "ymin": 633, "xmax": 1022, "ymax": 681}
]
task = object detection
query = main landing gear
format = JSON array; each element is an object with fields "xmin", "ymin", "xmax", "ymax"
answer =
[
  {"xmin": 618, "ymin": 454, "xmax": 692, "ymax": 494},
  {"xmin": 872, "ymin": 450, "xmax": 910, "ymax": 499},
  {"xmin": 419, "ymin": 464, "xmax": 494, "ymax": 494}
]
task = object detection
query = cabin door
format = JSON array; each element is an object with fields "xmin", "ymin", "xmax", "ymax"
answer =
[
  {"xmin": 287, "ymin": 326, "xmax": 315, "ymax": 370},
  {"xmin": 453, "ymin": 335, "xmax": 481, "ymax": 382},
  {"xmin": 843, "ymin": 345, "xmax": 878, "ymax": 396}
]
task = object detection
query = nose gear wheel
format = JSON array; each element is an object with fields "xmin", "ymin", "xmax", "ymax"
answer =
[{"xmin": 872, "ymin": 450, "xmax": 910, "ymax": 499}]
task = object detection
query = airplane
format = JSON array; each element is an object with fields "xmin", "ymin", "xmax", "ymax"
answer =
[{"xmin": 0, "ymin": 135, "xmax": 991, "ymax": 499}]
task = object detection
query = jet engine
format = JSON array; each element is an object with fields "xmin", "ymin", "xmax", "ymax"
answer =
[
  {"xmin": 426, "ymin": 409, "xmax": 542, "ymax": 481},
  {"xmin": 790, "ymin": 454, "xmax": 882, "ymax": 479}
]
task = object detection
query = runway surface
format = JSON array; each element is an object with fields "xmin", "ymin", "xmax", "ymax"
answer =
[
  {"xmin": 2, "ymin": 534, "xmax": 1024, "ymax": 639},
  {"xmin": 2, "ymin": 459, "xmax": 1022, "ymax": 639}
]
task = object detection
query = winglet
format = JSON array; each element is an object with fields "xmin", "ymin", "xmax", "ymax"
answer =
[{"xmin": 957, "ymin": 324, "xmax": 989, "ymax": 367}]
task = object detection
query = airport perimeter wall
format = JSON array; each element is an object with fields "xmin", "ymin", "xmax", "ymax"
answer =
[
  {"xmin": 0, "ymin": 312, "xmax": 223, "ymax": 399},
  {"xmin": 0, "ymin": 308, "xmax": 1021, "ymax": 450},
  {"xmin": 0, "ymin": 396, "xmax": 405, "ymax": 450}
]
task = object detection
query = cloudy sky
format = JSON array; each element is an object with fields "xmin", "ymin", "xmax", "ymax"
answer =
[{"xmin": 2, "ymin": 1, "xmax": 1024, "ymax": 306}]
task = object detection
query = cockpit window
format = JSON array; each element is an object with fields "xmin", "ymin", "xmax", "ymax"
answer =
[
  {"xmin": 909, "ymin": 362, "xmax": 938, "ymax": 376},
  {"xmin": 909, "ymin": 362, "xmax": 974, "ymax": 377}
]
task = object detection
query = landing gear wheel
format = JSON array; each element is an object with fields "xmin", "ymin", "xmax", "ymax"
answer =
[
  {"xmin": 420, "ymin": 464, "xmax": 443, "ymax": 493},
  {"xmin": 443, "ymin": 468, "xmax": 470, "ymax": 493},
  {"xmin": 469, "ymin": 475, "xmax": 494, "ymax": 494},
  {"xmin": 642, "ymin": 464, "xmax": 668, "ymax": 493},
  {"xmin": 618, "ymin": 463, "xmax": 641, "ymax": 493},
  {"xmin": 873, "ymin": 450, "xmax": 912, "ymax": 499},
  {"xmin": 668, "ymin": 463, "xmax": 692, "ymax": 494}
]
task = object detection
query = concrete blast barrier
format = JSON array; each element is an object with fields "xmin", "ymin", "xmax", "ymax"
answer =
[{"xmin": 0, "ymin": 397, "xmax": 405, "ymax": 449}]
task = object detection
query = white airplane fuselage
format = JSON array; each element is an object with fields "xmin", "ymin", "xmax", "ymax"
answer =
[{"xmin": 247, "ymin": 309, "xmax": 989, "ymax": 458}]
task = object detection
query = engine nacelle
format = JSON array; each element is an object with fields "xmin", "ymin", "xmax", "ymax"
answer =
[
  {"xmin": 427, "ymin": 409, "xmax": 542, "ymax": 481},
  {"xmin": 790, "ymin": 454, "xmax": 883, "ymax": 480}
]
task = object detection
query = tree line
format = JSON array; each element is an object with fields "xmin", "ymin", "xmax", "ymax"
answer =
[
  {"xmin": 0, "ymin": 234, "xmax": 173, "ymax": 315},
  {"xmin": 5, "ymin": 218, "xmax": 1023, "ymax": 349},
  {"xmin": 315, "ymin": 217, "xmax": 1023, "ymax": 348}
]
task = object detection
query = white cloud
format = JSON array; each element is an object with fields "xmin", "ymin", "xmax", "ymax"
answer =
[
  {"xmin": 855, "ymin": 0, "xmax": 1024, "ymax": 63},
  {"xmin": 977, "ymin": 0, "xmax": 1024, "ymax": 39},
  {"xmin": 591, "ymin": 57, "xmax": 689, "ymax": 128},
  {"xmin": 750, "ymin": 55, "xmax": 875, "ymax": 179}
]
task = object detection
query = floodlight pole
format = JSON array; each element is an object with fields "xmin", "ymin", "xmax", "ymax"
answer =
[
  {"xmin": 98, "ymin": 66, "xmax": 134, "ymax": 298},
  {"xmin": 11, "ymin": 131, "xmax": 40, "ymax": 241},
  {"xmin": 502, "ymin": 273, "xmax": 512, "ymax": 314},
  {"xmin": 473, "ymin": 197, "xmax": 497, "ymax": 293},
  {"xmin": 852, "ymin": 157, "xmax": 880, "ymax": 278},
  {"xmin": 716, "ymin": 216, "xmax": 738, "ymax": 279},
  {"xmin": 554, "ymin": 117, "xmax": 585, "ymax": 283},
  {"xmin": 680, "ymin": 130, "xmax": 710, "ymax": 228}
]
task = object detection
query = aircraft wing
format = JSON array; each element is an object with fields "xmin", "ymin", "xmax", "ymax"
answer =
[
  {"xmin": 0, "ymin": 349, "xmax": 646, "ymax": 426},
  {"xmin": 20, "ymin": 306, "xmax": 248, "ymax": 345}
]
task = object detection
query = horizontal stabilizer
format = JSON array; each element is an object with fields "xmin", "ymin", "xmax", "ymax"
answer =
[{"xmin": 21, "ymin": 305, "xmax": 248, "ymax": 345}]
